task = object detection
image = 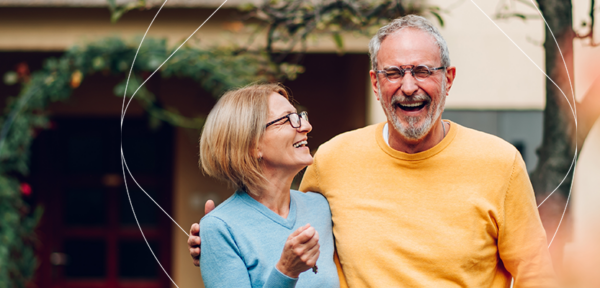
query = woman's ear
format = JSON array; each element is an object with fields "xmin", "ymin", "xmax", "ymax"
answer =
[{"xmin": 254, "ymin": 147, "xmax": 263, "ymax": 161}]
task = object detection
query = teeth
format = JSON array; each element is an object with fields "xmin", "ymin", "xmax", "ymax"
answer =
[
  {"xmin": 293, "ymin": 140, "xmax": 307, "ymax": 148},
  {"xmin": 399, "ymin": 102, "xmax": 424, "ymax": 107}
]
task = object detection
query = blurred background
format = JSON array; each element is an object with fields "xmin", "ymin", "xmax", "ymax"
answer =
[{"xmin": 0, "ymin": 0, "xmax": 598, "ymax": 288}]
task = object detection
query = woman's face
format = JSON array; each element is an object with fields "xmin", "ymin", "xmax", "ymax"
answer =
[{"xmin": 258, "ymin": 93, "xmax": 313, "ymax": 174}]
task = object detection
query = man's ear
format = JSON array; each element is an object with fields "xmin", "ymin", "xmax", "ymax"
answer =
[
  {"xmin": 444, "ymin": 66, "xmax": 456, "ymax": 96},
  {"xmin": 369, "ymin": 70, "xmax": 380, "ymax": 101}
]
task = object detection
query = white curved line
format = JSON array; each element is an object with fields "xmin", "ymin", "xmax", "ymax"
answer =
[
  {"xmin": 469, "ymin": 1, "xmax": 579, "ymax": 250},
  {"xmin": 121, "ymin": 0, "xmax": 228, "ymax": 121},
  {"xmin": 120, "ymin": 0, "xmax": 169, "ymax": 121},
  {"xmin": 121, "ymin": 151, "xmax": 180, "ymax": 288},
  {"xmin": 120, "ymin": 0, "xmax": 228, "ymax": 286},
  {"xmin": 121, "ymin": 147, "xmax": 189, "ymax": 237}
]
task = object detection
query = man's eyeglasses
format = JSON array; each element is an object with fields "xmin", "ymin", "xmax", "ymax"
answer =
[
  {"xmin": 265, "ymin": 111, "xmax": 309, "ymax": 129},
  {"xmin": 375, "ymin": 65, "xmax": 445, "ymax": 82}
]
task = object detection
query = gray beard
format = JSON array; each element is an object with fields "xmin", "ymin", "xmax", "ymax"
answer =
[{"xmin": 379, "ymin": 81, "xmax": 446, "ymax": 141}]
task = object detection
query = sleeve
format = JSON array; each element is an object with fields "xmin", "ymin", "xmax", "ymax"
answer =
[
  {"xmin": 264, "ymin": 267, "xmax": 298, "ymax": 287},
  {"xmin": 497, "ymin": 152, "xmax": 558, "ymax": 288},
  {"xmin": 299, "ymin": 150, "xmax": 322, "ymax": 193},
  {"xmin": 200, "ymin": 216, "xmax": 298, "ymax": 288},
  {"xmin": 200, "ymin": 216, "xmax": 253, "ymax": 288}
]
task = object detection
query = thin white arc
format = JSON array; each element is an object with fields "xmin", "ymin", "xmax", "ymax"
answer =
[
  {"xmin": 120, "ymin": 0, "xmax": 227, "ymax": 235},
  {"xmin": 121, "ymin": 148, "xmax": 189, "ymax": 237},
  {"xmin": 118, "ymin": 1, "xmax": 180, "ymax": 286},
  {"xmin": 547, "ymin": 158, "xmax": 575, "ymax": 248},
  {"xmin": 470, "ymin": 1, "xmax": 576, "ymax": 117},
  {"xmin": 121, "ymin": 0, "xmax": 228, "ymax": 119},
  {"xmin": 470, "ymin": 0, "xmax": 578, "ymax": 249},
  {"xmin": 537, "ymin": 147, "xmax": 577, "ymax": 208},
  {"xmin": 120, "ymin": 154, "xmax": 180, "ymax": 288},
  {"xmin": 525, "ymin": 0, "xmax": 580, "ymax": 208},
  {"xmin": 527, "ymin": 0, "xmax": 578, "ymax": 124},
  {"xmin": 120, "ymin": 0, "xmax": 169, "ymax": 122},
  {"xmin": 120, "ymin": 1, "xmax": 228, "ymax": 287}
]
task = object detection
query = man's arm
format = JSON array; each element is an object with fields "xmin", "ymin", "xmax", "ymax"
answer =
[{"xmin": 498, "ymin": 153, "xmax": 557, "ymax": 287}]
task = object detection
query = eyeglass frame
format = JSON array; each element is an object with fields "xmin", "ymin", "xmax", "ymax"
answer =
[
  {"xmin": 375, "ymin": 65, "xmax": 446, "ymax": 83},
  {"xmin": 265, "ymin": 111, "xmax": 309, "ymax": 129}
]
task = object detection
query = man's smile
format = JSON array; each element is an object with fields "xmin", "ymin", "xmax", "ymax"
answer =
[{"xmin": 395, "ymin": 101, "xmax": 428, "ymax": 112}]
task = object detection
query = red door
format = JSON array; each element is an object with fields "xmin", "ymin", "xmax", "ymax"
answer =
[{"xmin": 31, "ymin": 118, "xmax": 173, "ymax": 288}]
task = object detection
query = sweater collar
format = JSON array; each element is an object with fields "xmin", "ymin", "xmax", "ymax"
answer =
[
  {"xmin": 375, "ymin": 120, "xmax": 459, "ymax": 161},
  {"xmin": 236, "ymin": 190, "xmax": 297, "ymax": 229}
]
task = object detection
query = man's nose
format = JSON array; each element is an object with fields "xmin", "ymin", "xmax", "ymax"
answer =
[{"xmin": 400, "ymin": 72, "xmax": 419, "ymax": 96}]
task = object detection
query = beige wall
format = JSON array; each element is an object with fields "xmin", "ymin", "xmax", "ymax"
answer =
[
  {"xmin": 171, "ymin": 127, "xmax": 231, "ymax": 288},
  {"xmin": 0, "ymin": 6, "xmax": 371, "ymax": 53}
]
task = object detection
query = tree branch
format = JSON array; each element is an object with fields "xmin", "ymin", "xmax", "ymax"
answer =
[
  {"xmin": 577, "ymin": 76, "xmax": 600, "ymax": 149},
  {"xmin": 575, "ymin": 0, "xmax": 599, "ymax": 46}
]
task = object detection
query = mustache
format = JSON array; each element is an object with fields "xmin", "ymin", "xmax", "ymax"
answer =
[{"xmin": 391, "ymin": 93, "xmax": 431, "ymax": 105}]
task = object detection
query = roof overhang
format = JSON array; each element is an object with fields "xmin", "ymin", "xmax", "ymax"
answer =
[{"xmin": 0, "ymin": 0, "xmax": 258, "ymax": 8}]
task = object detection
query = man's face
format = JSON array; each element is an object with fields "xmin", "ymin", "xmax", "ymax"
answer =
[{"xmin": 370, "ymin": 29, "xmax": 454, "ymax": 142}]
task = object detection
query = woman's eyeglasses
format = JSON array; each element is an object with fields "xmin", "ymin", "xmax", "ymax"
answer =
[{"xmin": 265, "ymin": 111, "xmax": 309, "ymax": 129}]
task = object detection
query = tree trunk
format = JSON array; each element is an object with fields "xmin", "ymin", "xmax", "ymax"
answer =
[{"xmin": 531, "ymin": 0, "xmax": 577, "ymax": 275}]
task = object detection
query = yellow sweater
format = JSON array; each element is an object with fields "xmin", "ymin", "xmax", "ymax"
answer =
[{"xmin": 300, "ymin": 121, "xmax": 556, "ymax": 288}]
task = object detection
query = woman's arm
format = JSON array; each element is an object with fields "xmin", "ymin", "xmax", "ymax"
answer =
[{"xmin": 200, "ymin": 216, "xmax": 254, "ymax": 288}]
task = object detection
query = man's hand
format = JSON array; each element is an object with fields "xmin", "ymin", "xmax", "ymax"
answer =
[
  {"xmin": 276, "ymin": 224, "xmax": 321, "ymax": 278},
  {"xmin": 188, "ymin": 200, "xmax": 215, "ymax": 267}
]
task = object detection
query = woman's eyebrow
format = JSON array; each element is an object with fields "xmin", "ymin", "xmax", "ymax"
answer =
[{"xmin": 276, "ymin": 109, "xmax": 297, "ymax": 118}]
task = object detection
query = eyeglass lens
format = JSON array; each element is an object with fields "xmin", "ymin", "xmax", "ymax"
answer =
[
  {"xmin": 289, "ymin": 112, "xmax": 309, "ymax": 128},
  {"xmin": 385, "ymin": 66, "xmax": 431, "ymax": 82}
]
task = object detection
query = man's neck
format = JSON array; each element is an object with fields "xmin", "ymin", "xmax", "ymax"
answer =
[{"xmin": 387, "ymin": 119, "xmax": 448, "ymax": 154}]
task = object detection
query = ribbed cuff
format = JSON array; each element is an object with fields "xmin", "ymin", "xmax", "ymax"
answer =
[{"xmin": 264, "ymin": 267, "xmax": 298, "ymax": 288}]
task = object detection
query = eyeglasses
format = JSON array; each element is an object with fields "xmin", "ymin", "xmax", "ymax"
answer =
[
  {"xmin": 375, "ymin": 65, "xmax": 445, "ymax": 82},
  {"xmin": 265, "ymin": 111, "xmax": 309, "ymax": 129}
]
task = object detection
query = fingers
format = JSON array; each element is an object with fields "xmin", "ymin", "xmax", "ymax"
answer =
[
  {"xmin": 188, "ymin": 223, "xmax": 201, "ymax": 267},
  {"xmin": 293, "ymin": 226, "xmax": 317, "ymax": 245},
  {"xmin": 190, "ymin": 223, "xmax": 200, "ymax": 237},
  {"xmin": 205, "ymin": 200, "xmax": 215, "ymax": 215},
  {"xmin": 288, "ymin": 223, "xmax": 310, "ymax": 240},
  {"xmin": 190, "ymin": 246, "xmax": 200, "ymax": 267},
  {"xmin": 278, "ymin": 225, "xmax": 322, "ymax": 278}
]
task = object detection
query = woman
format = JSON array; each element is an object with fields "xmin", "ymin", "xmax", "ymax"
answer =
[{"xmin": 199, "ymin": 84, "xmax": 340, "ymax": 287}]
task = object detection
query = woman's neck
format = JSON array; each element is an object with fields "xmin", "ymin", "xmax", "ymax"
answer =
[{"xmin": 248, "ymin": 169, "xmax": 295, "ymax": 218}]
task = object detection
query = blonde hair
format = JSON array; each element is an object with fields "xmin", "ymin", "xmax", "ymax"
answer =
[{"xmin": 199, "ymin": 83, "xmax": 290, "ymax": 194}]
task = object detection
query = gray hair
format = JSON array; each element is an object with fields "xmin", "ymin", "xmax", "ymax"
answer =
[{"xmin": 368, "ymin": 15, "xmax": 450, "ymax": 71}]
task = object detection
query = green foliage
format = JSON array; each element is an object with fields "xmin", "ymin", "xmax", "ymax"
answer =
[
  {"xmin": 107, "ymin": 0, "xmax": 148, "ymax": 23},
  {"xmin": 0, "ymin": 175, "xmax": 42, "ymax": 288}
]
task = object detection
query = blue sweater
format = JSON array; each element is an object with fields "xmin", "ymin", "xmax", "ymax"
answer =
[{"xmin": 200, "ymin": 190, "xmax": 340, "ymax": 288}]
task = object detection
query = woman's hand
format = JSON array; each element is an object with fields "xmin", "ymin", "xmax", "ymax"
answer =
[{"xmin": 275, "ymin": 224, "xmax": 320, "ymax": 278}]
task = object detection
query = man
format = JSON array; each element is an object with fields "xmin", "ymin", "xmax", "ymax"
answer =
[{"xmin": 189, "ymin": 15, "xmax": 556, "ymax": 287}]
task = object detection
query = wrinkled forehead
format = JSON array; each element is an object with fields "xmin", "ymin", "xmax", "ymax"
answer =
[{"xmin": 378, "ymin": 28, "xmax": 441, "ymax": 65}]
